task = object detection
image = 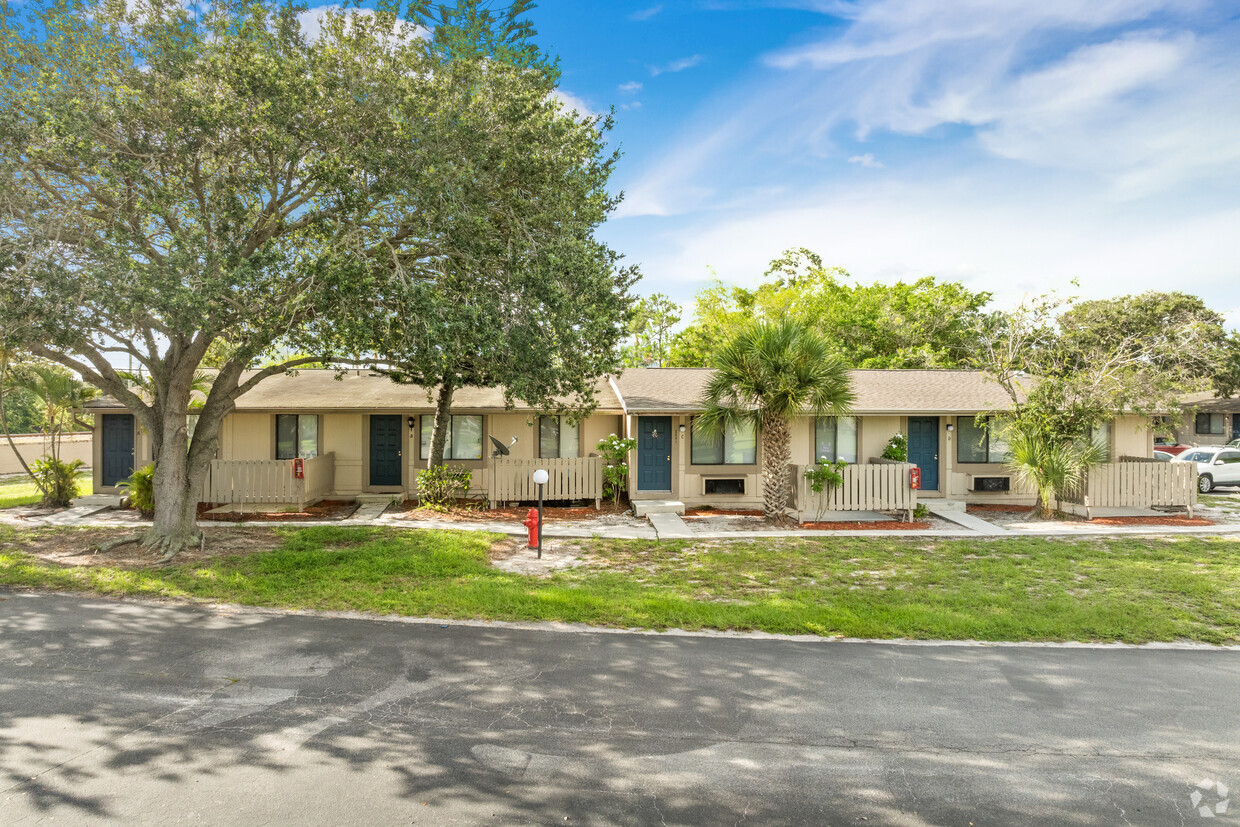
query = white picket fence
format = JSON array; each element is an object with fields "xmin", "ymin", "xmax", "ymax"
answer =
[
  {"xmin": 199, "ymin": 452, "xmax": 335, "ymax": 510},
  {"xmin": 488, "ymin": 457, "xmax": 604, "ymax": 507},
  {"xmin": 1063, "ymin": 460, "xmax": 1197, "ymax": 518},
  {"xmin": 793, "ymin": 462, "xmax": 918, "ymax": 521}
]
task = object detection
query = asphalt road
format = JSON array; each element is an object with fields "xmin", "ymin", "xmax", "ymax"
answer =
[{"xmin": 1, "ymin": 592, "xmax": 1237, "ymax": 825}]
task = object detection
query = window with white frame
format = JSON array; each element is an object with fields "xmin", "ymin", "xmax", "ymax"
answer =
[
  {"xmin": 538, "ymin": 416, "xmax": 580, "ymax": 458},
  {"xmin": 691, "ymin": 418, "xmax": 757, "ymax": 465},
  {"xmin": 1090, "ymin": 420, "xmax": 1112, "ymax": 462},
  {"xmin": 814, "ymin": 416, "xmax": 857, "ymax": 463},
  {"xmin": 420, "ymin": 415, "xmax": 483, "ymax": 460},
  {"xmin": 956, "ymin": 416, "xmax": 1009, "ymax": 464},
  {"xmin": 1196, "ymin": 412, "xmax": 1225, "ymax": 436},
  {"xmin": 276, "ymin": 414, "xmax": 319, "ymax": 460}
]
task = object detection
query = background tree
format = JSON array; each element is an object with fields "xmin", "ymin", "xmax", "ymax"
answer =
[
  {"xmin": 0, "ymin": 0, "xmax": 511, "ymax": 556},
  {"xmin": 622, "ymin": 293, "xmax": 681, "ymax": 368},
  {"xmin": 668, "ymin": 249, "xmax": 992, "ymax": 368},
  {"xmin": 696, "ymin": 318, "xmax": 853, "ymax": 521},
  {"xmin": 971, "ymin": 288, "xmax": 1231, "ymax": 516},
  {"xmin": 355, "ymin": 2, "xmax": 637, "ymax": 468}
]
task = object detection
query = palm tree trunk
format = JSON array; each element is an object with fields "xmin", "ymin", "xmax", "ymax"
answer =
[{"xmin": 761, "ymin": 412, "xmax": 792, "ymax": 520}]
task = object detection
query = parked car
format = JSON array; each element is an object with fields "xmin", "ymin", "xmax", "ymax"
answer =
[
  {"xmin": 1153, "ymin": 442, "xmax": 1193, "ymax": 456},
  {"xmin": 1172, "ymin": 447, "xmax": 1240, "ymax": 493},
  {"xmin": 1153, "ymin": 450, "xmax": 1174, "ymax": 462}
]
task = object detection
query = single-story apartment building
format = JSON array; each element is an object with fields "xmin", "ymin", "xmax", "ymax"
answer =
[
  {"xmin": 1169, "ymin": 392, "xmax": 1240, "ymax": 449},
  {"xmin": 86, "ymin": 367, "xmax": 1156, "ymax": 512}
]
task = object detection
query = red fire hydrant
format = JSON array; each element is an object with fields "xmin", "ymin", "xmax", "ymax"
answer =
[{"xmin": 523, "ymin": 508, "xmax": 540, "ymax": 549}]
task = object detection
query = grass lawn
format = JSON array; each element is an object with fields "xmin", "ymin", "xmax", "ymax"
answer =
[
  {"xmin": 1, "ymin": 525, "xmax": 1238, "ymax": 643},
  {"xmin": 0, "ymin": 472, "xmax": 93, "ymax": 509}
]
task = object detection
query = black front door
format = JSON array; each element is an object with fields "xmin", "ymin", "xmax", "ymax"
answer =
[
  {"xmin": 1233, "ymin": 414, "xmax": 1240, "ymax": 442},
  {"xmin": 908, "ymin": 416, "xmax": 940, "ymax": 491},
  {"xmin": 101, "ymin": 414, "xmax": 135, "ymax": 487},
  {"xmin": 637, "ymin": 416, "xmax": 672, "ymax": 491},
  {"xmin": 369, "ymin": 415, "xmax": 403, "ymax": 487}
]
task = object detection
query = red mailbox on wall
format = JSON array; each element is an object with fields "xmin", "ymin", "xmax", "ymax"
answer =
[
  {"xmin": 910, "ymin": 467, "xmax": 921, "ymax": 490},
  {"xmin": 293, "ymin": 457, "xmax": 304, "ymax": 479}
]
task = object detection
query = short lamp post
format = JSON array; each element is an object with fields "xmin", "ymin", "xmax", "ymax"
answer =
[{"xmin": 532, "ymin": 468, "xmax": 549, "ymax": 559}]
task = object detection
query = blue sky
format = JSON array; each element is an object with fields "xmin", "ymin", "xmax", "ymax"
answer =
[{"xmin": 520, "ymin": 0, "xmax": 1240, "ymax": 325}]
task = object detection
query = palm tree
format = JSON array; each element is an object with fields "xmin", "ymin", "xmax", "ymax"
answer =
[
  {"xmin": 697, "ymin": 318, "xmax": 854, "ymax": 520},
  {"xmin": 1004, "ymin": 420, "xmax": 1105, "ymax": 519}
]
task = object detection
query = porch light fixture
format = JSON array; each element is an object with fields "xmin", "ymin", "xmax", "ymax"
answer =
[
  {"xmin": 406, "ymin": 416, "xmax": 417, "ymax": 432},
  {"xmin": 946, "ymin": 424, "xmax": 954, "ymax": 432},
  {"xmin": 679, "ymin": 424, "xmax": 686, "ymax": 434}
]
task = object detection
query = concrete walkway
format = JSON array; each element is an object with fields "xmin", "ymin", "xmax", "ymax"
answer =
[
  {"xmin": 648, "ymin": 511, "xmax": 694, "ymax": 540},
  {"xmin": 926, "ymin": 502, "xmax": 1011, "ymax": 535},
  {"xmin": 9, "ymin": 502, "xmax": 1240, "ymax": 541}
]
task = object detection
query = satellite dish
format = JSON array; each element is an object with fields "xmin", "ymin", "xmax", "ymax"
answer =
[{"xmin": 489, "ymin": 435, "xmax": 517, "ymax": 457}]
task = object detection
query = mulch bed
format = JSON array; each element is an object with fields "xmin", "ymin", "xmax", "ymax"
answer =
[
  {"xmin": 196, "ymin": 500, "xmax": 360, "ymax": 522},
  {"xmin": 1087, "ymin": 516, "xmax": 1215, "ymax": 527},
  {"xmin": 6, "ymin": 526, "xmax": 285, "ymax": 569},
  {"xmin": 396, "ymin": 502, "xmax": 627, "ymax": 523},
  {"xmin": 684, "ymin": 508, "xmax": 765, "ymax": 517},
  {"xmin": 799, "ymin": 521, "xmax": 932, "ymax": 531}
]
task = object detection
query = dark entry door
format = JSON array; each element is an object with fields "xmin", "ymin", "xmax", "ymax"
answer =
[
  {"xmin": 101, "ymin": 413, "xmax": 135, "ymax": 487},
  {"xmin": 1233, "ymin": 414, "xmax": 1240, "ymax": 442},
  {"xmin": 637, "ymin": 416, "xmax": 672, "ymax": 491},
  {"xmin": 369, "ymin": 415, "xmax": 403, "ymax": 487},
  {"xmin": 908, "ymin": 416, "xmax": 940, "ymax": 491}
]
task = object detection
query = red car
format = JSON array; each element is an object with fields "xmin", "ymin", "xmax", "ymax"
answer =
[{"xmin": 1153, "ymin": 442, "xmax": 1193, "ymax": 456}]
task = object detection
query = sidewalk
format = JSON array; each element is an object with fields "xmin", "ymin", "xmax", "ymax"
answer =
[{"xmin": 8, "ymin": 502, "xmax": 1240, "ymax": 541}]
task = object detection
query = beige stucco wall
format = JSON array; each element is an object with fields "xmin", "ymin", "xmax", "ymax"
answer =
[
  {"xmin": 1113, "ymin": 414, "xmax": 1153, "ymax": 458},
  {"xmin": 2, "ymin": 433, "xmax": 93, "ymax": 477}
]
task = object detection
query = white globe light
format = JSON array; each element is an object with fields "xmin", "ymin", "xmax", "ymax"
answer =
[{"xmin": 532, "ymin": 469, "xmax": 549, "ymax": 485}]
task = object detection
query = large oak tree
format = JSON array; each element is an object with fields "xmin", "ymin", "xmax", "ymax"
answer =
[{"xmin": 0, "ymin": 0, "xmax": 573, "ymax": 556}]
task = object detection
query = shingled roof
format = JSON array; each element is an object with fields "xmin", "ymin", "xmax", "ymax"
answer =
[
  {"xmin": 612, "ymin": 368, "xmax": 1022, "ymax": 414},
  {"xmin": 85, "ymin": 370, "xmax": 624, "ymax": 413}
]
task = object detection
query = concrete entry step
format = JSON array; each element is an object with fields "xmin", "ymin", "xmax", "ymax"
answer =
[
  {"xmin": 71, "ymin": 494, "xmax": 124, "ymax": 509},
  {"xmin": 632, "ymin": 500, "xmax": 685, "ymax": 517},
  {"xmin": 356, "ymin": 494, "xmax": 401, "ymax": 504},
  {"xmin": 927, "ymin": 500, "xmax": 968, "ymax": 512}
]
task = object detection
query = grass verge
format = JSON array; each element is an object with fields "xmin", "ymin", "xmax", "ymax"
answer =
[{"xmin": 1, "ymin": 525, "xmax": 1238, "ymax": 643}]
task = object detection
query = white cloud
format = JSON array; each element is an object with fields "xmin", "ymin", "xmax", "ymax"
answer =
[
  {"xmin": 848, "ymin": 153, "xmax": 883, "ymax": 168},
  {"xmin": 619, "ymin": 81, "xmax": 644, "ymax": 94},
  {"xmin": 630, "ymin": 176, "xmax": 1240, "ymax": 323},
  {"xmin": 630, "ymin": 5, "xmax": 663, "ymax": 21},
  {"xmin": 550, "ymin": 88, "xmax": 596, "ymax": 118},
  {"xmin": 650, "ymin": 54, "xmax": 703, "ymax": 76},
  {"xmin": 296, "ymin": 4, "xmax": 427, "ymax": 42}
]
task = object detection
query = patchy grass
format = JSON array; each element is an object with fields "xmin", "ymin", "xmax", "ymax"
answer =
[
  {"xmin": 0, "ymin": 472, "xmax": 91, "ymax": 509},
  {"xmin": 0, "ymin": 525, "xmax": 1238, "ymax": 643}
]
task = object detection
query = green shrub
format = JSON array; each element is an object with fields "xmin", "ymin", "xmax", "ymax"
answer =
[
  {"xmin": 596, "ymin": 434, "xmax": 637, "ymax": 506},
  {"xmin": 913, "ymin": 503, "xmax": 930, "ymax": 521},
  {"xmin": 416, "ymin": 465, "xmax": 472, "ymax": 509},
  {"xmin": 29, "ymin": 456, "xmax": 85, "ymax": 508},
  {"xmin": 803, "ymin": 458, "xmax": 848, "ymax": 521},
  {"xmin": 119, "ymin": 463, "xmax": 155, "ymax": 518},
  {"xmin": 881, "ymin": 433, "xmax": 909, "ymax": 461}
]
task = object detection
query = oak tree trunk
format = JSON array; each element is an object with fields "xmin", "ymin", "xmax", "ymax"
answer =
[
  {"xmin": 761, "ymin": 412, "xmax": 792, "ymax": 521},
  {"xmin": 428, "ymin": 376, "xmax": 456, "ymax": 468}
]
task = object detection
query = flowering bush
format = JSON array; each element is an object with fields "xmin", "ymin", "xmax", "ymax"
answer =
[
  {"xmin": 596, "ymin": 434, "xmax": 637, "ymax": 506},
  {"xmin": 881, "ymin": 433, "xmax": 909, "ymax": 461}
]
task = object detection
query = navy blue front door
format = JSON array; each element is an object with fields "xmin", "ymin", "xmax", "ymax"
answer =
[
  {"xmin": 908, "ymin": 416, "xmax": 940, "ymax": 491},
  {"xmin": 637, "ymin": 417, "xmax": 672, "ymax": 491},
  {"xmin": 369, "ymin": 415, "xmax": 403, "ymax": 487},
  {"xmin": 101, "ymin": 414, "xmax": 135, "ymax": 486},
  {"xmin": 101, "ymin": 411, "xmax": 134, "ymax": 486}
]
